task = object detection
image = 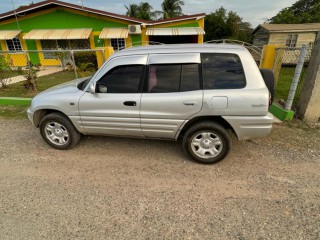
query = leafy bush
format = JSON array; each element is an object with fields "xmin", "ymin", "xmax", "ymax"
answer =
[
  {"xmin": 74, "ymin": 52, "xmax": 98, "ymax": 71},
  {"xmin": 0, "ymin": 55, "xmax": 12, "ymax": 88}
]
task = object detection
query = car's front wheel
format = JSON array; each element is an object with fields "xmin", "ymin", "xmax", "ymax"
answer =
[
  {"xmin": 183, "ymin": 122, "xmax": 231, "ymax": 164},
  {"xmin": 39, "ymin": 112, "xmax": 81, "ymax": 149}
]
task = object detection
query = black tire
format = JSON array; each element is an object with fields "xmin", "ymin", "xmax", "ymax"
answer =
[
  {"xmin": 183, "ymin": 122, "xmax": 232, "ymax": 164},
  {"xmin": 260, "ymin": 68, "xmax": 275, "ymax": 103},
  {"xmin": 39, "ymin": 112, "xmax": 81, "ymax": 149}
]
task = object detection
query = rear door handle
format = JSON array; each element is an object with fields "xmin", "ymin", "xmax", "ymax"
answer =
[
  {"xmin": 123, "ymin": 101, "xmax": 137, "ymax": 106},
  {"xmin": 183, "ymin": 101, "xmax": 198, "ymax": 106}
]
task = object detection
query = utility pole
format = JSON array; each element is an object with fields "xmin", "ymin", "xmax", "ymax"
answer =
[{"xmin": 297, "ymin": 31, "xmax": 320, "ymax": 122}]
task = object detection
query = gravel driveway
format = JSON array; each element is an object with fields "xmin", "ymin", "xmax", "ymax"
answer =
[{"xmin": 0, "ymin": 119, "xmax": 319, "ymax": 239}]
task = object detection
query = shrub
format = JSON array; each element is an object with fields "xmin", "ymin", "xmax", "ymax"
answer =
[
  {"xmin": 74, "ymin": 52, "xmax": 98, "ymax": 71},
  {"xmin": 0, "ymin": 55, "xmax": 12, "ymax": 88}
]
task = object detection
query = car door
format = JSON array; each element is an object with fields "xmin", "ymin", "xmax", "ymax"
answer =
[
  {"xmin": 79, "ymin": 55, "xmax": 147, "ymax": 137},
  {"xmin": 201, "ymin": 52, "xmax": 269, "ymax": 116},
  {"xmin": 140, "ymin": 53, "xmax": 203, "ymax": 139}
]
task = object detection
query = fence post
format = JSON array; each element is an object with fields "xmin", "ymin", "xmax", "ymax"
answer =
[
  {"xmin": 70, "ymin": 50, "xmax": 78, "ymax": 79},
  {"xmin": 101, "ymin": 50, "xmax": 106, "ymax": 63},
  {"xmin": 24, "ymin": 51, "xmax": 37, "ymax": 93},
  {"xmin": 297, "ymin": 31, "xmax": 320, "ymax": 122},
  {"xmin": 285, "ymin": 44, "xmax": 308, "ymax": 110}
]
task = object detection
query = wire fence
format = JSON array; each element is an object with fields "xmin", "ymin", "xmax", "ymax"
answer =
[
  {"xmin": 0, "ymin": 49, "xmax": 106, "ymax": 97},
  {"xmin": 205, "ymin": 39, "xmax": 263, "ymax": 65},
  {"xmin": 273, "ymin": 46, "xmax": 312, "ymax": 106},
  {"xmin": 0, "ymin": 44, "xmax": 313, "ymax": 103}
]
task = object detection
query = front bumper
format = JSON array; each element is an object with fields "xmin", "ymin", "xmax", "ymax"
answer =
[{"xmin": 27, "ymin": 107, "xmax": 35, "ymax": 126}]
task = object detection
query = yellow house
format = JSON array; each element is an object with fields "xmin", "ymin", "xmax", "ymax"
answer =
[
  {"xmin": 252, "ymin": 23, "xmax": 320, "ymax": 47},
  {"xmin": 0, "ymin": 0, "xmax": 205, "ymax": 67}
]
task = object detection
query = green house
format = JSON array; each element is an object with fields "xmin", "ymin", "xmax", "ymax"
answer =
[{"xmin": 0, "ymin": 0, "xmax": 205, "ymax": 67}]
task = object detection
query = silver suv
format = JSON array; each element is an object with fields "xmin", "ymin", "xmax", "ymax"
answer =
[{"xmin": 27, "ymin": 44, "xmax": 274, "ymax": 164}]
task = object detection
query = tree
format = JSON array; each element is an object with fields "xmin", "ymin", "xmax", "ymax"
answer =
[
  {"xmin": 137, "ymin": 2, "xmax": 155, "ymax": 20},
  {"xmin": 269, "ymin": 0, "xmax": 320, "ymax": 23},
  {"xmin": 160, "ymin": 0, "xmax": 184, "ymax": 19},
  {"xmin": 17, "ymin": 2, "xmax": 34, "ymax": 10},
  {"xmin": 125, "ymin": 2, "xmax": 155, "ymax": 20},
  {"xmin": 204, "ymin": 7, "xmax": 252, "ymax": 43},
  {"xmin": 125, "ymin": 4, "xmax": 140, "ymax": 18}
]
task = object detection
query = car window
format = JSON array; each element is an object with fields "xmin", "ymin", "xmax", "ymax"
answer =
[
  {"xmin": 97, "ymin": 65, "xmax": 143, "ymax": 93},
  {"xmin": 147, "ymin": 64, "xmax": 200, "ymax": 93},
  {"xmin": 180, "ymin": 64, "xmax": 200, "ymax": 92},
  {"xmin": 201, "ymin": 53, "xmax": 246, "ymax": 89}
]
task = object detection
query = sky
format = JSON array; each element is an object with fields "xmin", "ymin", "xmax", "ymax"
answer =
[{"xmin": 2, "ymin": 0, "xmax": 298, "ymax": 27}]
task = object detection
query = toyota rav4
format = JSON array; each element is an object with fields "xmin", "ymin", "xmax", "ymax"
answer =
[{"xmin": 27, "ymin": 44, "xmax": 274, "ymax": 164}]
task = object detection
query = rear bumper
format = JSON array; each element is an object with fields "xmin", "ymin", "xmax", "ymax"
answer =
[{"xmin": 223, "ymin": 113, "xmax": 274, "ymax": 140}]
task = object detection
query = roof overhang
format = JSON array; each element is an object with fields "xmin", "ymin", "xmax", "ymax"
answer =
[
  {"xmin": 146, "ymin": 27, "xmax": 205, "ymax": 36},
  {"xmin": 99, "ymin": 28, "xmax": 129, "ymax": 39},
  {"xmin": 146, "ymin": 14, "xmax": 206, "ymax": 26},
  {"xmin": 23, "ymin": 28, "xmax": 92, "ymax": 40},
  {"xmin": 0, "ymin": 0, "xmax": 145, "ymax": 24},
  {"xmin": 0, "ymin": 30, "xmax": 21, "ymax": 40},
  {"xmin": 253, "ymin": 24, "xmax": 320, "ymax": 35},
  {"xmin": 0, "ymin": 1, "xmax": 206, "ymax": 29}
]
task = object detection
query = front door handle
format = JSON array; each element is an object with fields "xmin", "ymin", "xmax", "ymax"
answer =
[{"xmin": 123, "ymin": 101, "xmax": 137, "ymax": 106}]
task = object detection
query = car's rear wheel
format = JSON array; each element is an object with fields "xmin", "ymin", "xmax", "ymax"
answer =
[
  {"xmin": 39, "ymin": 112, "xmax": 81, "ymax": 149},
  {"xmin": 183, "ymin": 122, "xmax": 231, "ymax": 164}
]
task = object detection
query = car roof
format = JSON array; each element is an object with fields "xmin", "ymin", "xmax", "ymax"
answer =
[{"xmin": 112, "ymin": 43, "xmax": 248, "ymax": 57}]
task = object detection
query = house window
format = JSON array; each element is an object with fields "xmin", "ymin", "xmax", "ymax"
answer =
[
  {"xmin": 110, "ymin": 38, "xmax": 125, "ymax": 51},
  {"xmin": 40, "ymin": 39, "xmax": 90, "ymax": 59},
  {"xmin": 6, "ymin": 37, "xmax": 22, "ymax": 51},
  {"xmin": 286, "ymin": 34, "xmax": 298, "ymax": 47}
]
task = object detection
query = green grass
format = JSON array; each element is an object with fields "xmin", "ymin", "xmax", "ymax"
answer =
[
  {"xmin": 1, "ymin": 70, "xmax": 28, "ymax": 78},
  {"xmin": 0, "ymin": 70, "xmax": 78, "ymax": 97},
  {"xmin": 275, "ymin": 66, "xmax": 307, "ymax": 105},
  {"xmin": 0, "ymin": 105, "xmax": 29, "ymax": 119}
]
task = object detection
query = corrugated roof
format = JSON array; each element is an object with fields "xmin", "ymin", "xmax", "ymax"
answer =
[
  {"xmin": 0, "ymin": 30, "xmax": 21, "ymax": 40},
  {"xmin": 254, "ymin": 23, "xmax": 320, "ymax": 34},
  {"xmin": 146, "ymin": 27, "xmax": 205, "ymax": 36},
  {"xmin": 99, "ymin": 28, "xmax": 129, "ymax": 39},
  {"xmin": 0, "ymin": 0, "xmax": 205, "ymax": 26},
  {"xmin": 23, "ymin": 28, "xmax": 92, "ymax": 40}
]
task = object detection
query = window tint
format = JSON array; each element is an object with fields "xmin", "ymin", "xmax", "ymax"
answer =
[
  {"xmin": 147, "ymin": 64, "xmax": 200, "ymax": 93},
  {"xmin": 181, "ymin": 64, "xmax": 200, "ymax": 92},
  {"xmin": 148, "ymin": 65, "xmax": 180, "ymax": 93},
  {"xmin": 201, "ymin": 53, "xmax": 246, "ymax": 89},
  {"xmin": 97, "ymin": 65, "xmax": 143, "ymax": 93}
]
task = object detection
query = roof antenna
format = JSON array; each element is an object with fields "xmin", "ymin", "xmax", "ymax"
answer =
[{"xmin": 11, "ymin": 0, "xmax": 21, "ymax": 29}]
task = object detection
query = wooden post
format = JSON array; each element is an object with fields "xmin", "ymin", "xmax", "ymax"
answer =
[{"xmin": 297, "ymin": 31, "xmax": 320, "ymax": 122}]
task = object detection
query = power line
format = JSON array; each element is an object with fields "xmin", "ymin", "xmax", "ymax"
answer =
[{"xmin": 11, "ymin": 0, "xmax": 21, "ymax": 29}]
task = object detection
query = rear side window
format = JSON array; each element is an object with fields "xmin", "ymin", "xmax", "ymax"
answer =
[
  {"xmin": 147, "ymin": 64, "xmax": 200, "ymax": 93},
  {"xmin": 201, "ymin": 53, "xmax": 246, "ymax": 89}
]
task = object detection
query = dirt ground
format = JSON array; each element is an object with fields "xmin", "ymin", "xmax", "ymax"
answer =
[{"xmin": 0, "ymin": 118, "xmax": 319, "ymax": 239}]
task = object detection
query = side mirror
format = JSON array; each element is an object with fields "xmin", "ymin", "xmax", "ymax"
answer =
[
  {"xmin": 97, "ymin": 84, "xmax": 108, "ymax": 93},
  {"xmin": 89, "ymin": 82, "xmax": 96, "ymax": 94}
]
